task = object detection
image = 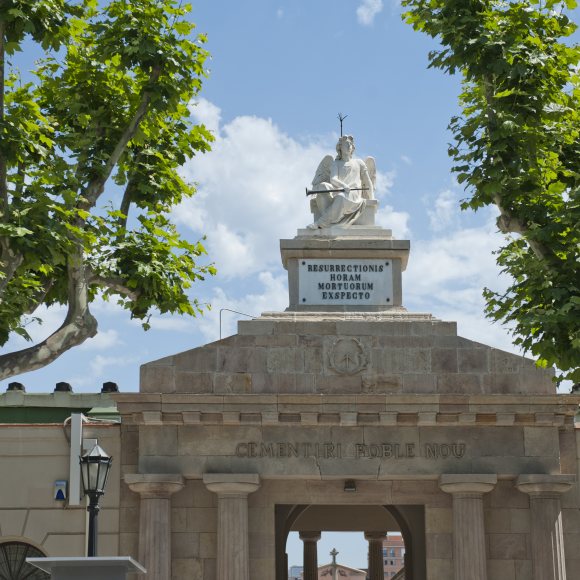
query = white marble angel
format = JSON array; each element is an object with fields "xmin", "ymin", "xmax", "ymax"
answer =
[{"xmin": 307, "ymin": 135, "xmax": 376, "ymax": 229}]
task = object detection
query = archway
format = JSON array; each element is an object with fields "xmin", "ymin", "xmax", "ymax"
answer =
[{"xmin": 275, "ymin": 504, "xmax": 425, "ymax": 580}]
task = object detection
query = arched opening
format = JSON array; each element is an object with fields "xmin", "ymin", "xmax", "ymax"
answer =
[
  {"xmin": 0, "ymin": 540, "xmax": 49, "ymax": 580},
  {"xmin": 276, "ymin": 504, "xmax": 425, "ymax": 580}
]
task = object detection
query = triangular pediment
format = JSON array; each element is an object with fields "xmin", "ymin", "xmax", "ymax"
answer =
[{"xmin": 140, "ymin": 312, "xmax": 554, "ymax": 395}]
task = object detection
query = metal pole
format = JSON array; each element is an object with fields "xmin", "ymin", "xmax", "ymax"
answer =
[
  {"xmin": 219, "ymin": 308, "xmax": 255, "ymax": 340},
  {"xmin": 87, "ymin": 494, "xmax": 100, "ymax": 557}
]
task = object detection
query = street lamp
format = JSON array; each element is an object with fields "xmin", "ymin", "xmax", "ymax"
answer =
[{"xmin": 79, "ymin": 444, "xmax": 113, "ymax": 557}]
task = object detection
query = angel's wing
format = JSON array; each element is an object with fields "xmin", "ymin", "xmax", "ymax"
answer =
[
  {"xmin": 360, "ymin": 156, "xmax": 376, "ymax": 200},
  {"xmin": 365, "ymin": 156, "xmax": 376, "ymax": 187},
  {"xmin": 311, "ymin": 154, "xmax": 333, "ymax": 187}
]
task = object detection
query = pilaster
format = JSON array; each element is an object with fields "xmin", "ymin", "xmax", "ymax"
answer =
[
  {"xmin": 516, "ymin": 474, "xmax": 575, "ymax": 580},
  {"xmin": 125, "ymin": 474, "xmax": 184, "ymax": 580},
  {"xmin": 203, "ymin": 473, "xmax": 261, "ymax": 580},
  {"xmin": 439, "ymin": 474, "xmax": 497, "ymax": 580}
]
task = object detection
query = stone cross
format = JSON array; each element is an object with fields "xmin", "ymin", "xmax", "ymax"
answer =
[{"xmin": 330, "ymin": 548, "xmax": 338, "ymax": 565}]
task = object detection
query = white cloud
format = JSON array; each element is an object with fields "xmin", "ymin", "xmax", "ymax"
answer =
[
  {"xmin": 189, "ymin": 98, "xmax": 221, "ymax": 134},
  {"xmin": 196, "ymin": 271, "xmax": 288, "ymax": 342},
  {"xmin": 427, "ymin": 189, "xmax": 458, "ymax": 232},
  {"xmin": 407, "ymin": 216, "xmax": 503, "ymax": 301},
  {"xmin": 374, "ymin": 169, "xmax": 395, "ymax": 198},
  {"xmin": 371, "ymin": 169, "xmax": 410, "ymax": 238},
  {"xmin": 404, "ymin": 207, "xmax": 521, "ymax": 354},
  {"xmin": 376, "ymin": 204, "xmax": 411, "ymax": 238},
  {"xmin": 79, "ymin": 329, "xmax": 122, "ymax": 351},
  {"xmin": 89, "ymin": 354, "xmax": 138, "ymax": 378},
  {"xmin": 357, "ymin": 0, "xmax": 384, "ymax": 26},
  {"xmin": 176, "ymin": 110, "xmax": 333, "ymax": 280},
  {"xmin": 3, "ymin": 304, "xmax": 67, "ymax": 350}
]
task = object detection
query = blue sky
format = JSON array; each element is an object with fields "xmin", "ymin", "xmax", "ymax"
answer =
[{"xmin": 2, "ymin": 0, "xmax": 577, "ymax": 568}]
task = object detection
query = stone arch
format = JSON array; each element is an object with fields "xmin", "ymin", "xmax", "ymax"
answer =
[{"xmin": 383, "ymin": 505, "xmax": 426, "ymax": 580}]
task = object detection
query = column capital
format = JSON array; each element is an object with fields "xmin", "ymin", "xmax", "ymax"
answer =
[
  {"xmin": 439, "ymin": 474, "xmax": 497, "ymax": 496},
  {"xmin": 516, "ymin": 474, "xmax": 575, "ymax": 498},
  {"xmin": 364, "ymin": 531, "xmax": 386, "ymax": 542},
  {"xmin": 203, "ymin": 473, "xmax": 260, "ymax": 497},
  {"xmin": 124, "ymin": 473, "xmax": 184, "ymax": 498},
  {"xmin": 299, "ymin": 531, "xmax": 321, "ymax": 542}
]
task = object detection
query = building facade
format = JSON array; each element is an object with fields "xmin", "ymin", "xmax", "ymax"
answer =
[
  {"xmin": 383, "ymin": 534, "xmax": 404, "ymax": 578},
  {"xmin": 0, "ymin": 389, "xmax": 121, "ymax": 577}
]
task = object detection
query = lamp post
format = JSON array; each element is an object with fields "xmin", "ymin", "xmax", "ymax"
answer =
[{"xmin": 79, "ymin": 444, "xmax": 113, "ymax": 557}]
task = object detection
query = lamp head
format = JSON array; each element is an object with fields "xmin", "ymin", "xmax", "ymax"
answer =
[{"xmin": 79, "ymin": 444, "xmax": 113, "ymax": 497}]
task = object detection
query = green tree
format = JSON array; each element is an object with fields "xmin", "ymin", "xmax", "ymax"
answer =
[
  {"xmin": 0, "ymin": 0, "xmax": 215, "ymax": 379},
  {"xmin": 403, "ymin": 0, "xmax": 580, "ymax": 383}
]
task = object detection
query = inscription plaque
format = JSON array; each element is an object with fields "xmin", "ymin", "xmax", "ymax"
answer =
[{"xmin": 299, "ymin": 259, "xmax": 393, "ymax": 306}]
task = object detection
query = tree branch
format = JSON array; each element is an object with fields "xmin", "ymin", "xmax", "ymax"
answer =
[
  {"xmin": 21, "ymin": 280, "xmax": 54, "ymax": 315},
  {"xmin": 0, "ymin": 246, "xmax": 97, "ymax": 381},
  {"xmin": 81, "ymin": 65, "xmax": 161, "ymax": 210},
  {"xmin": 87, "ymin": 269, "xmax": 140, "ymax": 302},
  {"xmin": 0, "ymin": 249, "xmax": 23, "ymax": 298},
  {"xmin": 14, "ymin": 162, "xmax": 25, "ymax": 197},
  {"xmin": 494, "ymin": 197, "xmax": 555, "ymax": 265},
  {"xmin": 118, "ymin": 176, "xmax": 136, "ymax": 229},
  {"xmin": 482, "ymin": 78, "xmax": 554, "ymax": 264}
]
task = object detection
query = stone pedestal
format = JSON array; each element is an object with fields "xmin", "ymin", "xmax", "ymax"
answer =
[
  {"xmin": 299, "ymin": 531, "xmax": 321, "ymax": 580},
  {"xmin": 440, "ymin": 474, "xmax": 497, "ymax": 580},
  {"xmin": 203, "ymin": 474, "xmax": 261, "ymax": 580},
  {"xmin": 26, "ymin": 557, "xmax": 145, "ymax": 580},
  {"xmin": 125, "ymin": 474, "xmax": 184, "ymax": 580},
  {"xmin": 280, "ymin": 236, "xmax": 410, "ymax": 311},
  {"xmin": 516, "ymin": 475, "xmax": 575, "ymax": 580},
  {"xmin": 365, "ymin": 532, "xmax": 386, "ymax": 580}
]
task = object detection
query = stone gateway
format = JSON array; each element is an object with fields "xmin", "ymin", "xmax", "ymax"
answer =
[{"xmin": 113, "ymin": 138, "xmax": 579, "ymax": 580}]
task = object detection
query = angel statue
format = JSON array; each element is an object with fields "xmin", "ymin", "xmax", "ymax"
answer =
[{"xmin": 307, "ymin": 135, "xmax": 376, "ymax": 229}]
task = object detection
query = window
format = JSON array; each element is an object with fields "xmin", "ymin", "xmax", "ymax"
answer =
[
  {"xmin": 390, "ymin": 548, "xmax": 395, "ymax": 557},
  {"xmin": 0, "ymin": 541, "xmax": 49, "ymax": 580}
]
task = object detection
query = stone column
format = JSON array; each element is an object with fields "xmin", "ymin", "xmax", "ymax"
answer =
[
  {"xmin": 439, "ymin": 474, "xmax": 497, "ymax": 580},
  {"xmin": 365, "ymin": 532, "xmax": 386, "ymax": 580},
  {"xmin": 125, "ymin": 474, "xmax": 184, "ymax": 580},
  {"xmin": 203, "ymin": 473, "xmax": 260, "ymax": 580},
  {"xmin": 516, "ymin": 474, "xmax": 575, "ymax": 580},
  {"xmin": 299, "ymin": 531, "xmax": 321, "ymax": 580}
]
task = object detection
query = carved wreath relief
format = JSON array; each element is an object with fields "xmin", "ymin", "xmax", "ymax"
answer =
[{"xmin": 328, "ymin": 338, "xmax": 368, "ymax": 375}]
